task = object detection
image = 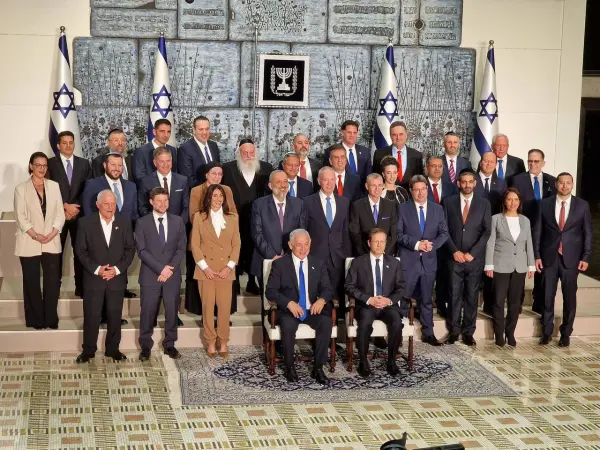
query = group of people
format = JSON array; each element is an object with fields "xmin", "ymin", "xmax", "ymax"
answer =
[{"xmin": 14, "ymin": 116, "xmax": 593, "ymax": 383}]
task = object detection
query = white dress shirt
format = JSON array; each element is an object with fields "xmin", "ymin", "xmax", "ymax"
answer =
[
  {"xmin": 460, "ymin": 193, "xmax": 473, "ymax": 217},
  {"xmin": 198, "ymin": 207, "xmax": 236, "ymax": 271},
  {"xmin": 152, "ymin": 139, "xmax": 161, "ymax": 150},
  {"xmin": 342, "ymin": 142, "xmax": 357, "ymax": 166},
  {"xmin": 60, "ymin": 153, "xmax": 74, "ymax": 176},
  {"xmin": 319, "ymin": 190, "xmax": 336, "ymax": 222},
  {"xmin": 106, "ymin": 175, "xmax": 123, "ymax": 204},
  {"xmin": 193, "ymin": 137, "xmax": 212, "ymax": 162},
  {"xmin": 479, "ymin": 172, "xmax": 492, "ymax": 190},
  {"xmin": 292, "ymin": 253, "xmax": 311, "ymax": 309},
  {"xmin": 428, "ymin": 177, "xmax": 443, "ymax": 199},
  {"xmin": 300, "ymin": 158, "xmax": 313, "ymax": 183},
  {"xmin": 556, "ymin": 195, "xmax": 571, "ymax": 225},
  {"xmin": 241, "ymin": 167, "xmax": 256, "ymax": 187},
  {"xmin": 273, "ymin": 195, "xmax": 286, "ymax": 216},
  {"xmin": 153, "ymin": 211, "xmax": 168, "ymax": 240},
  {"xmin": 413, "ymin": 201, "xmax": 428, "ymax": 251},
  {"xmin": 157, "ymin": 171, "xmax": 172, "ymax": 194},
  {"xmin": 530, "ymin": 172, "xmax": 542, "ymax": 191},
  {"xmin": 94, "ymin": 214, "xmax": 120, "ymax": 275}
]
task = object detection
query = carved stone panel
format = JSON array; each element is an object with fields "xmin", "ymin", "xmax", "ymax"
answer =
[
  {"xmin": 91, "ymin": 8, "xmax": 177, "ymax": 38},
  {"xmin": 138, "ymin": 40, "xmax": 240, "ymax": 108},
  {"xmin": 91, "ymin": 0, "xmax": 153, "ymax": 7},
  {"xmin": 399, "ymin": 0, "xmax": 420, "ymax": 46},
  {"xmin": 327, "ymin": 0, "xmax": 399, "ymax": 45},
  {"xmin": 399, "ymin": 0, "xmax": 463, "ymax": 47},
  {"xmin": 291, "ymin": 44, "xmax": 371, "ymax": 111},
  {"xmin": 73, "ymin": 38, "xmax": 138, "ymax": 107},
  {"xmin": 229, "ymin": 0, "xmax": 327, "ymax": 43},
  {"xmin": 155, "ymin": 0, "xmax": 177, "ymax": 9},
  {"xmin": 178, "ymin": 0, "xmax": 228, "ymax": 40},
  {"xmin": 240, "ymin": 42, "xmax": 291, "ymax": 107}
]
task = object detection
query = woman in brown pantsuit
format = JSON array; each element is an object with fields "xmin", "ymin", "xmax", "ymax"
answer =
[{"xmin": 190, "ymin": 184, "xmax": 241, "ymax": 357}]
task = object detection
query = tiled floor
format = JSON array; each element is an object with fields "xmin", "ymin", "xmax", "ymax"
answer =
[{"xmin": 1, "ymin": 338, "xmax": 600, "ymax": 449}]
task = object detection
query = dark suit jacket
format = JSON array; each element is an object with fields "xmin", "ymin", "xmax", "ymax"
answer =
[
  {"xmin": 334, "ymin": 171, "xmax": 362, "ymax": 202},
  {"xmin": 344, "ymin": 254, "xmax": 407, "ymax": 315},
  {"xmin": 473, "ymin": 172, "xmax": 506, "ymax": 215},
  {"xmin": 82, "ymin": 176, "xmax": 139, "ymax": 221},
  {"xmin": 75, "ymin": 213, "xmax": 135, "ymax": 291},
  {"xmin": 323, "ymin": 143, "xmax": 372, "ymax": 185},
  {"xmin": 509, "ymin": 171, "xmax": 556, "ymax": 226},
  {"xmin": 396, "ymin": 201, "xmax": 449, "ymax": 273},
  {"xmin": 349, "ymin": 197, "xmax": 397, "ymax": 256},
  {"xmin": 250, "ymin": 196, "xmax": 307, "ymax": 277},
  {"xmin": 427, "ymin": 178, "xmax": 458, "ymax": 204},
  {"xmin": 494, "ymin": 154, "xmax": 526, "ymax": 181},
  {"xmin": 177, "ymin": 138, "xmax": 220, "ymax": 188},
  {"xmin": 265, "ymin": 254, "xmax": 333, "ymax": 312},
  {"xmin": 137, "ymin": 171, "xmax": 189, "ymax": 223},
  {"xmin": 304, "ymin": 192, "xmax": 352, "ymax": 269},
  {"xmin": 135, "ymin": 212, "xmax": 187, "ymax": 286},
  {"xmin": 442, "ymin": 194, "xmax": 491, "ymax": 263},
  {"xmin": 533, "ymin": 195, "xmax": 593, "ymax": 269},
  {"xmin": 277, "ymin": 157, "xmax": 322, "ymax": 188},
  {"xmin": 47, "ymin": 155, "xmax": 92, "ymax": 215},
  {"xmin": 91, "ymin": 151, "xmax": 133, "ymax": 181},
  {"xmin": 372, "ymin": 145, "xmax": 424, "ymax": 185},
  {"xmin": 441, "ymin": 155, "xmax": 472, "ymax": 184},
  {"xmin": 131, "ymin": 142, "xmax": 178, "ymax": 183}
]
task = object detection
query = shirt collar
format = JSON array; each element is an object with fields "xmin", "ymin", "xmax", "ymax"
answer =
[
  {"xmin": 288, "ymin": 176, "xmax": 298, "ymax": 184},
  {"xmin": 273, "ymin": 195, "xmax": 286, "ymax": 206},
  {"xmin": 342, "ymin": 142, "xmax": 354, "ymax": 151},
  {"xmin": 393, "ymin": 145, "xmax": 406, "ymax": 155},
  {"xmin": 530, "ymin": 172, "xmax": 542, "ymax": 181},
  {"xmin": 210, "ymin": 207, "xmax": 223, "ymax": 216},
  {"xmin": 99, "ymin": 213, "xmax": 114, "ymax": 225},
  {"xmin": 153, "ymin": 211, "xmax": 166, "ymax": 221},
  {"xmin": 415, "ymin": 200, "xmax": 427, "ymax": 208},
  {"xmin": 60, "ymin": 153, "xmax": 73, "ymax": 163},
  {"xmin": 157, "ymin": 171, "xmax": 171, "ymax": 179},
  {"xmin": 193, "ymin": 136, "xmax": 207, "ymax": 148},
  {"xmin": 428, "ymin": 177, "xmax": 441, "ymax": 186},
  {"xmin": 105, "ymin": 174, "xmax": 120, "ymax": 186},
  {"xmin": 319, "ymin": 190, "xmax": 333, "ymax": 201},
  {"xmin": 460, "ymin": 192, "xmax": 473, "ymax": 203},
  {"xmin": 557, "ymin": 195, "xmax": 572, "ymax": 205},
  {"xmin": 370, "ymin": 252, "xmax": 382, "ymax": 262},
  {"xmin": 368, "ymin": 196, "xmax": 380, "ymax": 208},
  {"xmin": 291, "ymin": 253, "xmax": 306, "ymax": 265},
  {"xmin": 152, "ymin": 139, "xmax": 162, "ymax": 149}
]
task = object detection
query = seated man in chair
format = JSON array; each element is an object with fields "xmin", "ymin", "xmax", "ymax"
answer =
[
  {"xmin": 265, "ymin": 229, "xmax": 334, "ymax": 385},
  {"xmin": 344, "ymin": 228, "xmax": 406, "ymax": 377}
]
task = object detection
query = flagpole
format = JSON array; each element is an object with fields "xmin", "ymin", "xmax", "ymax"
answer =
[{"xmin": 252, "ymin": 24, "xmax": 258, "ymax": 140}]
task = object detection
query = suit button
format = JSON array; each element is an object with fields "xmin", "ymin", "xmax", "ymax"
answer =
[{"xmin": 514, "ymin": 253, "xmax": 517, "ymax": 255}]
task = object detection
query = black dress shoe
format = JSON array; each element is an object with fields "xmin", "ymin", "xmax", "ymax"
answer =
[
  {"xmin": 74, "ymin": 289, "xmax": 82, "ymax": 298},
  {"xmin": 462, "ymin": 335, "xmax": 476, "ymax": 346},
  {"xmin": 33, "ymin": 326, "xmax": 44, "ymax": 330},
  {"xmin": 386, "ymin": 361, "xmax": 400, "ymax": 377},
  {"xmin": 373, "ymin": 337, "xmax": 387, "ymax": 350},
  {"xmin": 124, "ymin": 289, "xmax": 136, "ymax": 298},
  {"xmin": 422, "ymin": 335, "xmax": 442, "ymax": 346},
  {"xmin": 495, "ymin": 337, "xmax": 506, "ymax": 347},
  {"xmin": 539, "ymin": 334, "xmax": 551, "ymax": 345},
  {"xmin": 76, "ymin": 353, "xmax": 93, "ymax": 364},
  {"xmin": 177, "ymin": 316, "xmax": 184, "ymax": 326},
  {"xmin": 121, "ymin": 319, "xmax": 128, "ymax": 326},
  {"xmin": 245, "ymin": 280, "xmax": 261, "ymax": 295},
  {"xmin": 47, "ymin": 324, "xmax": 59, "ymax": 330},
  {"xmin": 506, "ymin": 335, "xmax": 517, "ymax": 347},
  {"xmin": 311, "ymin": 367, "xmax": 329, "ymax": 385},
  {"xmin": 284, "ymin": 366, "xmax": 298, "ymax": 382},
  {"xmin": 105, "ymin": 351, "xmax": 127, "ymax": 361},
  {"xmin": 437, "ymin": 309, "xmax": 447, "ymax": 319},
  {"xmin": 357, "ymin": 361, "xmax": 372, "ymax": 378},
  {"xmin": 139, "ymin": 349, "xmax": 151, "ymax": 361},
  {"xmin": 558, "ymin": 335, "xmax": 570, "ymax": 347},
  {"xmin": 446, "ymin": 333, "xmax": 459, "ymax": 345},
  {"xmin": 165, "ymin": 347, "xmax": 182, "ymax": 359}
]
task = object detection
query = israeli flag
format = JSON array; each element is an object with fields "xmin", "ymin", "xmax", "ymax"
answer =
[
  {"xmin": 470, "ymin": 40, "xmax": 499, "ymax": 168},
  {"xmin": 48, "ymin": 27, "xmax": 81, "ymax": 157},
  {"xmin": 148, "ymin": 35, "xmax": 176, "ymax": 145},
  {"xmin": 373, "ymin": 43, "xmax": 399, "ymax": 149}
]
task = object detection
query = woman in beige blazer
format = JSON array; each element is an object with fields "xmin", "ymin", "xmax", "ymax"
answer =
[
  {"xmin": 14, "ymin": 152, "xmax": 65, "ymax": 329},
  {"xmin": 190, "ymin": 184, "xmax": 240, "ymax": 357}
]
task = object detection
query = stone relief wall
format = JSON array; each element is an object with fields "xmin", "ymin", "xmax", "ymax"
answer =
[{"xmin": 76, "ymin": 0, "xmax": 471, "ymax": 164}]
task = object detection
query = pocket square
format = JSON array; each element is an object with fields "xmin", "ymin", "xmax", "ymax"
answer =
[
  {"xmin": 381, "ymin": 216, "xmax": 390, "ymax": 220},
  {"xmin": 175, "ymin": 189, "xmax": 183, "ymax": 192}
]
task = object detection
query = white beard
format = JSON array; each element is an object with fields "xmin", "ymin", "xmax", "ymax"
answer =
[{"xmin": 236, "ymin": 154, "xmax": 260, "ymax": 174}]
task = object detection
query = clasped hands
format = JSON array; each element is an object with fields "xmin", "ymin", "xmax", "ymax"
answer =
[
  {"xmin": 453, "ymin": 251, "xmax": 474, "ymax": 263},
  {"xmin": 158, "ymin": 265, "xmax": 175, "ymax": 282},
  {"xmin": 368, "ymin": 296, "xmax": 392, "ymax": 309},
  {"xmin": 417, "ymin": 240, "xmax": 433, "ymax": 252},
  {"xmin": 288, "ymin": 298, "xmax": 325, "ymax": 318},
  {"xmin": 30, "ymin": 230, "xmax": 58, "ymax": 244},
  {"xmin": 98, "ymin": 265, "xmax": 118, "ymax": 280},
  {"xmin": 64, "ymin": 203, "xmax": 80, "ymax": 221},
  {"xmin": 203, "ymin": 266, "xmax": 232, "ymax": 280}
]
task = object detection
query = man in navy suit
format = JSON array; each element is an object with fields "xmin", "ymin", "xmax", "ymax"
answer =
[
  {"xmin": 323, "ymin": 120, "xmax": 372, "ymax": 187},
  {"xmin": 177, "ymin": 115, "xmax": 220, "ymax": 188},
  {"xmin": 132, "ymin": 119, "xmax": 177, "ymax": 184},
  {"xmin": 292, "ymin": 134, "xmax": 322, "ymax": 188},
  {"xmin": 135, "ymin": 188, "xmax": 187, "ymax": 361},
  {"xmin": 265, "ymin": 229, "xmax": 334, "ymax": 385},
  {"xmin": 492, "ymin": 134, "xmax": 526, "ymax": 182},
  {"xmin": 442, "ymin": 170, "xmax": 491, "ymax": 346},
  {"xmin": 441, "ymin": 132, "xmax": 472, "ymax": 185},
  {"xmin": 534, "ymin": 173, "xmax": 593, "ymax": 347},
  {"xmin": 281, "ymin": 152, "xmax": 314, "ymax": 199},
  {"xmin": 397, "ymin": 175, "xmax": 448, "ymax": 345},
  {"xmin": 92, "ymin": 129, "xmax": 133, "ymax": 181},
  {"xmin": 330, "ymin": 145, "xmax": 362, "ymax": 202}
]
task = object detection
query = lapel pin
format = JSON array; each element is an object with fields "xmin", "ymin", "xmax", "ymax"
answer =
[
  {"xmin": 386, "ymin": 265, "xmax": 389, "ymax": 268},
  {"xmin": 115, "ymin": 226, "xmax": 119, "ymax": 230},
  {"xmin": 312, "ymin": 266, "xmax": 315, "ymax": 270}
]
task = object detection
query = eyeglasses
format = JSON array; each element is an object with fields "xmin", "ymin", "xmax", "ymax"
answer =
[
  {"xmin": 527, "ymin": 160, "xmax": 542, "ymax": 164},
  {"xmin": 32, "ymin": 164, "xmax": 48, "ymax": 169}
]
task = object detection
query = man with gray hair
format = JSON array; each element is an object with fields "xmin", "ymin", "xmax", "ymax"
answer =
[
  {"xmin": 491, "ymin": 134, "xmax": 525, "ymax": 181},
  {"xmin": 291, "ymin": 134, "xmax": 321, "ymax": 187}
]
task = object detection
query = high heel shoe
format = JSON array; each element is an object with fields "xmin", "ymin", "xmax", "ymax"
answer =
[
  {"xmin": 207, "ymin": 347, "xmax": 217, "ymax": 358},
  {"xmin": 218, "ymin": 348, "xmax": 228, "ymax": 358}
]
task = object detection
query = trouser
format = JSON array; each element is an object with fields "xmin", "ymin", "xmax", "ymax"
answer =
[
  {"xmin": 435, "ymin": 251, "xmax": 450, "ymax": 313},
  {"xmin": 482, "ymin": 276, "xmax": 494, "ymax": 314},
  {"xmin": 541, "ymin": 255, "xmax": 579, "ymax": 337},
  {"xmin": 82, "ymin": 287, "xmax": 124, "ymax": 355},
  {"xmin": 447, "ymin": 261, "xmax": 483, "ymax": 336},
  {"xmin": 139, "ymin": 280, "xmax": 180, "ymax": 351},
  {"xmin": 492, "ymin": 271, "xmax": 525, "ymax": 341},
  {"xmin": 326, "ymin": 258, "xmax": 345, "ymax": 317},
  {"xmin": 199, "ymin": 279, "xmax": 233, "ymax": 345},
  {"xmin": 404, "ymin": 264, "xmax": 436, "ymax": 337},
  {"xmin": 59, "ymin": 218, "xmax": 83, "ymax": 293},
  {"xmin": 355, "ymin": 305, "xmax": 403, "ymax": 362},
  {"xmin": 20, "ymin": 253, "xmax": 61, "ymax": 328}
]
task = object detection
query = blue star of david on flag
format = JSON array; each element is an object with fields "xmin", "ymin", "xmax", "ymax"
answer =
[
  {"xmin": 52, "ymin": 83, "xmax": 76, "ymax": 119},
  {"xmin": 151, "ymin": 85, "xmax": 172, "ymax": 118},
  {"xmin": 479, "ymin": 93, "xmax": 498, "ymax": 124},
  {"xmin": 378, "ymin": 91, "xmax": 399, "ymax": 124}
]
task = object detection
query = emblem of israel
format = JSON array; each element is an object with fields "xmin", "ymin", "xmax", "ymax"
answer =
[{"xmin": 270, "ymin": 66, "xmax": 298, "ymax": 97}]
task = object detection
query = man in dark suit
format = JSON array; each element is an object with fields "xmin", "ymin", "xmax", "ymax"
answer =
[
  {"xmin": 345, "ymin": 228, "xmax": 406, "ymax": 377},
  {"xmin": 492, "ymin": 134, "xmax": 525, "ymax": 182},
  {"xmin": 292, "ymin": 134, "xmax": 321, "ymax": 188},
  {"xmin": 441, "ymin": 132, "xmax": 472, "ymax": 185},
  {"xmin": 74, "ymin": 190, "xmax": 135, "ymax": 363},
  {"xmin": 135, "ymin": 188, "xmax": 187, "ymax": 361},
  {"xmin": 281, "ymin": 152, "xmax": 314, "ymax": 199},
  {"xmin": 442, "ymin": 170, "xmax": 491, "ymax": 346},
  {"xmin": 177, "ymin": 115, "xmax": 220, "ymax": 188},
  {"xmin": 265, "ymin": 229, "xmax": 334, "ymax": 384},
  {"xmin": 474, "ymin": 151, "xmax": 506, "ymax": 215},
  {"xmin": 304, "ymin": 167, "xmax": 352, "ymax": 305},
  {"xmin": 372, "ymin": 121, "xmax": 424, "ymax": 187},
  {"xmin": 323, "ymin": 120, "xmax": 372, "ymax": 186},
  {"xmin": 534, "ymin": 173, "xmax": 593, "ymax": 347},
  {"xmin": 221, "ymin": 138, "xmax": 272, "ymax": 295},
  {"xmin": 132, "ymin": 119, "xmax": 178, "ymax": 184},
  {"xmin": 47, "ymin": 130, "xmax": 92, "ymax": 297},
  {"xmin": 397, "ymin": 175, "xmax": 448, "ymax": 345},
  {"xmin": 91, "ymin": 128, "xmax": 133, "ymax": 181},
  {"xmin": 349, "ymin": 173, "xmax": 397, "ymax": 256},
  {"xmin": 330, "ymin": 145, "xmax": 362, "ymax": 202}
]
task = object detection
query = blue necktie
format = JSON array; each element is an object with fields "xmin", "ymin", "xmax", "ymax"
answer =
[
  {"xmin": 158, "ymin": 217, "xmax": 166, "ymax": 246},
  {"xmin": 375, "ymin": 259, "xmax": 382, "ymax": 296},
  {"xmin": 348, "ymin": 149, "xmax": 357, "ymax": 174},
  {"xmin": 497, "ymin": 159, "xmax": 505, "ymax": 180},
  {"xmin": 298, "ymin": 260, "xmax": 307, "ymax": 321},
  {"xmin": 326, "ymin": 197, "xmax": 333, "ymax": 227},
  {"xmin": 113, "ymin": 182, "xmax": 123, "ymax": 211},
  {"xmin": 66, "ymin": 159, "xmax": 73, "ymax": 184},
  {"xmin": 122, "ymin": 161, "xmax": 128, "ymax": 180},
  {"xmin": 289, "ymin": 181, "xmax": 295, "ymax": 197},
  {"xmin": 373, "ymin": 204, "xmax": 378, "ymax": 224},
  {"xmin": 533, "ymin": 176, "xmax": 541, "ymax": 201},
  {"xmin": 419, "ymin": 205, "xmax": 425, "ymax": 236}
]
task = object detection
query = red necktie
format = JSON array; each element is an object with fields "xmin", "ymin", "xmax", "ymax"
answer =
[
  {"xmin": 299, "ymin": 160, "xmax": 307, "ymax": 179},
  {"xmin": 337, "ymin": 175, "xmax": 344, "ymax": 196},
  {"xmin": 397, "ymin": 152, "xmax": 403, "ymax": 182},
  {"xmin": 462, "ymin": 199, "xmax": 470, "ymax": 224},
  {"xmin": 558, "ymin": 200, "xmax": 565, "ymax": 255},
  {"xmin": 432, "ymin": 183, "xmax": 440, "ymax": 203}
]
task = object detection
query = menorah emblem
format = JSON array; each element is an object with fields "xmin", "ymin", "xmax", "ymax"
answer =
[
  {"xmin": 270, "ymin": 65, "xmax": 299, "ymax": 97},
  {"xmin": 275, "ymin": 67, "xmax": 292, "ymax": 92}
]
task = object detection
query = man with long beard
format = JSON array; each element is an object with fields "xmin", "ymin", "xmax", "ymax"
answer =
[{"xmin": 221, "ymin": 139, "xmax": 272, "ymax": 294}]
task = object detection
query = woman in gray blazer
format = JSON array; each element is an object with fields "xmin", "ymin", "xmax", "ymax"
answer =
[{"xmin": 484, "ymin": 187, "xmax": 535, "ymax": 347}]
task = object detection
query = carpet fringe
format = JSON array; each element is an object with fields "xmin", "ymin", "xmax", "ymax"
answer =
[{"xmin": 161, "ymin": 354, "xmax": 182, "ymax": 408}]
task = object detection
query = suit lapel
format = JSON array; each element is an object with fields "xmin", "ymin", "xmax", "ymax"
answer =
[
  {"xmin": 94, "ymin": 215, "xmax": 109, "ymax": 249},
  {"xmin": 500, "ymin": 215, "xmax": 515, "ymax": 243},
  {"xmin": 288, "ymin": 256, "xmax": 299, "ymax": 295},
  {"xmin": 363, "ymin": 256, "xmax": 375, "ymax": 295}
]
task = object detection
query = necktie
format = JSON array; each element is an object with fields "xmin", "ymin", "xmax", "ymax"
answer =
[
  {"xmin": 485, "ymin": 177, "xmax": 490, "ymax": 193},
  {"xmin": 158, "ymin": 217, "xmax": 166, "ymax": 246},
  {"xmin": 326, "ymin": 197, "xmax": 333, "ymax": 227},
  {"xmin": 298, "ymin": 260, "xmax": 307, "ymax": 321},
  {"xmin": 203, "ymin": 145, "xmax": 212, "ymax": 163},
  {"xmin": 278, "ymin": 202, "xmax": 284, "ymax": 231},
  {"xmin": 348, "ymin": 149, "xmax": 357, "ymax": 174},
  {"xmin": 432, "ymin": 183, "xmax": 440, "ymax": 203},
  {"xmin": 375, "ymin": 259, "xmax": 382, "ymax": 296},
  {"xmin": 419, "ymin": 205, "xmax": 425, "ymax": 236},
  {"xmin": 463, "ymin": 198, "xmax": 470, "ymax": 224},
  {"xmin": 498, "ymin": 159, "xmax": 504, "ymax": 180},
  {"xmin": 163, "ymin": 176, "xmax": 169, "ymax": 196},
  {"xmin": 533, "ymin": 176, "xmax": 541, "ymax": 201},
  {"xmin": 289, "ymin": 181, "xmax": 295, "ymax": 197},
  {"xmin": 122, "ymin": 161, "xmax": 128, "ymax": 180},
  {"xmin": 337, "ymin": 175, "xmax": 344, "ymax": 196},
  {"xmin": 66, "ymin": 159, "xmax": 73, "ymax": 184},
  {"xmin": 558, "ymin": 200, "xmax": 566, "ymax": 255},
  {"xmin": 299, "ymin": 160, "xmax": 307, "ymax": 179},
  {"xmin": 373, "ymin": 204, "xmax": 378, "ymax": 224},
  {"xmin": 113, "ymin": 183, "xmax": 123, "ymax": 211},
  {"xmin": 449, "ymin": 159, "xmax": 456, "ymax": 183},
  {"xmin": 397, "ymin": 150, "xmax": 403, "ymax": 182}
]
